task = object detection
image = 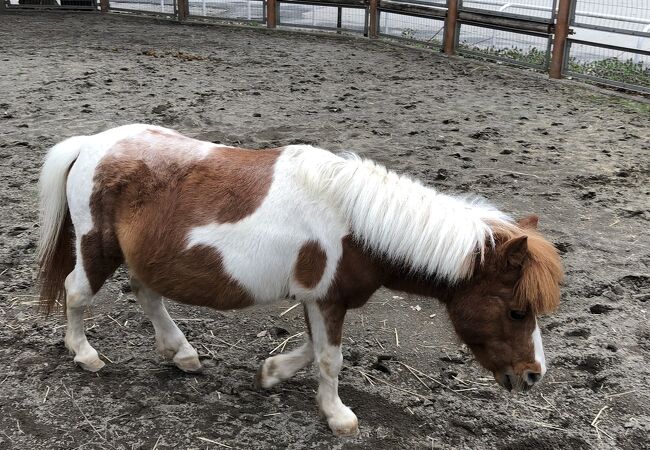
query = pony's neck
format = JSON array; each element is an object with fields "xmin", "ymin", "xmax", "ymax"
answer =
[
  {"xmin": 335, "ymin": 235, "xmax": 454, "ymax": 309},
  {"xmin": 289, "ymin": 145, "xmax": 512, "ymax": 285},
  {"xmin": 380, "ymin": 258, "xmax": 455, "ymax": 303}
]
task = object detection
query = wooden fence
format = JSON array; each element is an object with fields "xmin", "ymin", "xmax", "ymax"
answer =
[{"xmin": 2, "ymin": 0, "xmax": 649, "ymax": 93}]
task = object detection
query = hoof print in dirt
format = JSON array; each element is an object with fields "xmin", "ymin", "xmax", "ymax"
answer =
[
  {"xmin": 554, "ymin": 241, "xmax": 573, "ymax": 254},
  {"xmin": 564, "ymin": 327, "xmax": 590, "ymax": 338},
  {"xmin": 439, "ymin": 353, "xmax": 467, "ymax": 364},
  {"xmin": 370, "ymin": 355, "xmax": 393, "ymax": 374},
  {"xmin": 589, "ymin": 304, "xmax": 615, "ymax": 314},
  {"xmin": 270, "ymin": 326, "xmax": 290, "ymax": 338}
]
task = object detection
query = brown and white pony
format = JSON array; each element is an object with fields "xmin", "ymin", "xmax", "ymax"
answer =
[{"xmin": 37, "ymin": 124, "xmax": 563, "ymax": 437}]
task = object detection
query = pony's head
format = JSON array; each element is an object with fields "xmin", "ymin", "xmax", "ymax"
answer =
[{"xmin": 445, "ymin": 216, "xmax": 563, "ymax": 392}]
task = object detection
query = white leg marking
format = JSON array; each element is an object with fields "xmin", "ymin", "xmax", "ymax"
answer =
[
  {"xmin": 256, "ymin": 341, "xmax": 314, "ymax": 389},
  {"xmin": 64, "ymin": 269, "xmax": 105, "ymax": 372},
  {"xmin": 131, "ymin": 279, "xmax": 201, "ymax": 373},
  {"xmin": 305, "ymin": 302, "xmax": 358, "ymax": 437},
  {"xmin": 533, "ymin": 321, "xmax": 546, "ymax": 376}
]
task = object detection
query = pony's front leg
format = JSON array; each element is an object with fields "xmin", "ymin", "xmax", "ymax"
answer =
[
  {"xmin": 305, "ymin": 301, "xmax": 358, "ymax": 437},
  {"xmin": 130, "ymin": 277, "xmax": 201, "ymax": 373},
  {"xmin": 256, "ymin": 304, "xmax": 315, "ymax": 389},
  {"xmin": 255, "ymin": 340, "xmax": 314, "ymax": 389}
]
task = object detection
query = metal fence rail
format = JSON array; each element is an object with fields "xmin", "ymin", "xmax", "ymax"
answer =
[
  {"xmin": 1, "ymin": 0, "xmax": 648, "ymax": 93},
  {"xmin": 3, "ymin": 0, "xmax": 97, "ymax": 9}
]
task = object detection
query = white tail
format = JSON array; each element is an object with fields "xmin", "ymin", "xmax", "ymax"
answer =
[{"xmin": 37, "ymin": 136, "xmax": 87, "ymax": 264}]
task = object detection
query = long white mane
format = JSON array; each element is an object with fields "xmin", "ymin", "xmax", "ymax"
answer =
[{"xmin": 285, "ymin": 145, "xmax": 514, "ymax": 282}]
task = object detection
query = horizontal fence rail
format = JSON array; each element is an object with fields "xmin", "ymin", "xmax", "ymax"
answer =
[{"xmin": 1, "ymin": 0, "xmax": 648, "ymax": 93}]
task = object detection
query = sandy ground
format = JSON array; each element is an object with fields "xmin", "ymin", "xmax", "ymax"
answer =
[{"xmin": 0, "ymin": 11, "xmax": 649, "ymax": 450}]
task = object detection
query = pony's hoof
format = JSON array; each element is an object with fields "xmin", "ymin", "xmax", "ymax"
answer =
[
  {"xmin": 74, "ymin": 356, "xmax": 105, "ymax": 372},
  {"xmin": 253, "ymin": 362, "xmax": 278, "ymax": 390},
  {"xmin": 253, "ymin": 365, "xmax": 265, "ymax": 390},
  {"xmin": 174, "ymin": 354, "xmax": 203, "ymax": 373},
  {"xmin": 328, "ymin": 416, "xmax": 359, "ymax": 438}
]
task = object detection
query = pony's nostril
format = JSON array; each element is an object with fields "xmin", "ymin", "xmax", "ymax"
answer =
[
  {"xmin": 526, "ymin": 370, "xmax": 542, "ymax": 385},
  {"xmin": 503, "ymin": 374, "xmax": 513, "ymax": 391}
]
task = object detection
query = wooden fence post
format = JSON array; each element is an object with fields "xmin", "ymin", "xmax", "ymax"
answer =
[
  {"xmin": 549, "ymin": 0, "xmax": 573, "ymax": 79},
  {"xmin": 100, "ymin": 0, "xmax": 109, "ymax": 12},
  {"xmin": 368, "ymin": 0, "xmax": 378, "ymax": 38},
  {"xmin": 267, "ymin": 0, "xmax": 277, "ymax": 28},
  {"xmin": 443, "ymin": 0, "xmax": 459, "ymax": 55},
  {"xmin": 177, "ymin": 0, "xmax": 189, "ymax": 22}
]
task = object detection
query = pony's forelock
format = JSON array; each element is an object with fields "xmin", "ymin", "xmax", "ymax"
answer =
[{"xmin": 490, "ymin": 224, "xmax": 564, "ymax": 314}]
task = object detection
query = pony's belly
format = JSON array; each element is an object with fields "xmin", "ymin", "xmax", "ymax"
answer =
[{"xmin": 124, "ymin": 243, "xmax": 267, "ymax": 310}]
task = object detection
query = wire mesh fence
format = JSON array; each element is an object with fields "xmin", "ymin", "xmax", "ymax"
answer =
[
  {"xmin": 462, "ymin": 0, "xmax": 555, "ymax": 20},
  {"xmin": 340, "ymin": 7, "xmax": 367, "ymax": 32},
  {"xmin": 573, "ymin": 0, "xmax": 650, "ymax": 34},
  {"xmin": 566, "ymin": 41, "xmax": 650, "ymax": 92},
  {"xmin": 458, "ymin": 24, "xmax": 551, "ymax": 68},
  {"xmin": 110, "ymin": 0, "xmax": 176, "ymax": 14},
  {"xmin": 278, "ymin": 4, "xmax": 366, "ymax": 33},
  {"xmin": 446, "ymin": 1, "xmax": 555, "ymax": 68},
  {"xmin": 378, "ymin": 12, "xmax": 445, "ymax": 47},
  {"xmin": 566, "ymin": 0, "xmax": 650, "ymax": 91},
  {"xmin": 566, "ymin": 41, "xmax": 650, "ymax": 88},
  {"xmin": 188, "ymin": 0, "xmax": 264, "ymax": 21}
]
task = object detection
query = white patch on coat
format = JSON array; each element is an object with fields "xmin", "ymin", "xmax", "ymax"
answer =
[
  {"xmin": 187, "ymin": 149, "xmax": 349, "ymax": 303},
  {"xmin": 533, "ymin": 321, "xmax": 546, "ymax": 376}
]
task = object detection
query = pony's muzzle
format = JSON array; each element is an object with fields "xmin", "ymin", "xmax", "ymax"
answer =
[
  {"xmin": 497, "ymin": 368, "xmax": 542, "ymax": 392},
  {"xmin": 524, "ymin": 368, "xmax": 542, "ymax": 387}
]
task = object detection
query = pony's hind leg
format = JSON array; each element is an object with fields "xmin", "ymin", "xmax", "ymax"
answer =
[
  {"xmin": 64, "ymin": 267, "xmax": 105, "ymax": 372},
  {"xmin": 130, "ymin": 277, "xmax": 201, "ymax": 373}
]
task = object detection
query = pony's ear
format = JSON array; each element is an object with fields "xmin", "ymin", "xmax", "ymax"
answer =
[
  {"xmin": 517, "ymin": 215, "xmax": 539, "ymax": 230},
  {"xmin": 502, "ymin": 236, "xmax": 528, "ymax": 268}
]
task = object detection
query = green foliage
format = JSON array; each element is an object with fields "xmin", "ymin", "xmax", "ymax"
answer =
[
  {"xmin": 401, "ymin": 28, "xmax": 416, "ymax": 40},
  {"xmin": 392, "ymin": 28, "xmax": 442, "ymax": 50},
  {"xmin": 459, "ymin": 42, "xmax": 649, "ymax": 89},
  {"xmin": 459, "ymin": 43, "xmax": 547, "ymax": 66},
  {"xmin": 568, "ymin": 57, "xmax": 650, "ymax": 88}
]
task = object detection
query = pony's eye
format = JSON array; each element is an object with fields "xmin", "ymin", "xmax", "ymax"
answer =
[{"xmin": 509, "ymin": 310, "xmax": 527, "ymax": 320}]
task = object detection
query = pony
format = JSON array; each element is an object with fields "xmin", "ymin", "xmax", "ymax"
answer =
[{"xmin": 37, "ymin": 124, "xmax": 563, "ymax": 437}]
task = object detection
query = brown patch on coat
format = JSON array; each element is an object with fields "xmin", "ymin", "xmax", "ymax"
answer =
[
  {"xmin": 38, "ymin": 209, "xmax": 75, "ymax": 314},
  {"xmin": 294, "ymin": 241, "xmax": 327, "ymax": 289},
  {"xmin": 315, "ymin": 236, "xmax": 387, "ymax": 346},
  {"xmin": 81, "ymin": 129, "xmax": 280, "ymax": 309}
]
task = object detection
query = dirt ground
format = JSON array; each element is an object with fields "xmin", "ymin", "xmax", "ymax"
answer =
[{"xmin": 0, "ymin": 11, "xmax": 649, "ymax": 450}]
